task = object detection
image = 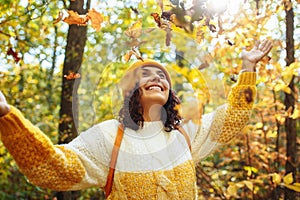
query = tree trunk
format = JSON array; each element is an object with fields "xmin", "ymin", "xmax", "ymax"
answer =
[
  {"xmin": 284, "ymin": 1, "xmax": 296, "ymax": 200},
  {"xmin": 56, "ymin": 0, "xmax": 90, "ymax": 199}
]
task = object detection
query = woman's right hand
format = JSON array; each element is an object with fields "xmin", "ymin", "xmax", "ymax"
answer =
[{"xmin": 0, "ymin": 91, "xmax": 10, "ymax": 117}]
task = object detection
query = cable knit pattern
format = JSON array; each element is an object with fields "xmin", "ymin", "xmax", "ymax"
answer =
[
  {"xmin": 108, "ymin": 161, "xmax": 197, "ymax": 200},
  {"xmin": 209, "ymin": 72, "xmax": 256, "ymax": 143},
  {"xmin": 0, "ymin": 72, "xmax": 256, "ymax": 198},
  {"xmin": 0, "ymin": 107, "xmax": 85, "ymax": 190}
]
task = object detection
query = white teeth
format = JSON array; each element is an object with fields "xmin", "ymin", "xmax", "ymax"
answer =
[{"xmin": 149, "ymin": 86, "xmax": 162, "ymax": 91}]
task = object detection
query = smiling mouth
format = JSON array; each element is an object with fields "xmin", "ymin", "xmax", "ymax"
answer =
[{"xmin": 145, "ymin": 85, "xmax": 164, "ymax": 91}]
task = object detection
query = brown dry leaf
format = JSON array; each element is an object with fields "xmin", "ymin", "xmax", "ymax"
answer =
[
  {"xmin": 196, "ymin": 27, "xmax": 204, "ymax": 44},
  {"xmin": 124, "ymin": 51, "xmax": 134, "ymax": 62},
  {"xmin": 54, "ymin": 9, "xmax": 104, "ymax": 31},
  {"xmin": 64, "ymin": 72, "xmax": 81, "ymax": 80},
  {"xmin": 125, "ymin": 20, "xmax": 142, "ymax": 39},
  {"xmin": 170, "ymin": 14, "xmax": 193, "ymax": 33},
  {"xmin": 7, "ymin": 47, "xmax": 21, "ymax": 63},
  {"xmin": 63, "ymin": 10, "xmax": 88, "ymax": 26},
  {"xmin": 124, "ymin": 48, "xmax": 144, "ymax": 62},
  {"xmin": 151, "ymin": 13, "xmax": 162, "ymax": 27},
  {"xmin": 150, "ymin": 12, "xmax": 173, "ymax": 46},
  {"xmin": 198, "ymin": 61, "xmax": 209, "ymax": 70},
  {"xmin": 217, "ymin": 16, "xmax": 223, "ymax": 35},
  {"xmin": 53, "ymin": 11, "xmax": 64, "ymax": 24},
  {"xmin": 87, "ymin": 8, "xmax": 103, "ymax": 32}
]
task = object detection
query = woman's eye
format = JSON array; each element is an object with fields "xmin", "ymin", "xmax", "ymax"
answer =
[
  {"xmin": 159, "ymin": 73, "xmax": 165, "ymax": 79},
  {"xmin": 142, "ymin": 72, "xmax": 149, "ymax": 77}
]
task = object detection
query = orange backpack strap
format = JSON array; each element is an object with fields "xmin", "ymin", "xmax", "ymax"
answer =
[
  {"xmin": 177, "ymin": 126, "xmax": 192, "ymax": 152},
  {"xmin": 104, "ymin": 123, "xmax": 124, "ymax": 199}
]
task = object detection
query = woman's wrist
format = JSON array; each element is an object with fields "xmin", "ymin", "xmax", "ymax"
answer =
[
  {"xmin": 242, "ymin": 60, "xmax": 256, "ymax": 72},
  {"xmin": 0, "ymin": 104, "xmax": 10, "ymax": 117}
]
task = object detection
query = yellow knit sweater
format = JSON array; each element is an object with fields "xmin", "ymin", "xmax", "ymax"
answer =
[{"xmin": 0, "ymin": 72, "xmax": 256, "ymax": 199}]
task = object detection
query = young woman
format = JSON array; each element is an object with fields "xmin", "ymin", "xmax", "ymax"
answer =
[{"xmin": 0, "ymin": 39, "xmax": 272, "ymax": 199}]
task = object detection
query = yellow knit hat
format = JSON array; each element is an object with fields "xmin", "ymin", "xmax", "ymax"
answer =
[{"xmin": 119, "ymin": 59, "xmax": 172, "ymax": 97}]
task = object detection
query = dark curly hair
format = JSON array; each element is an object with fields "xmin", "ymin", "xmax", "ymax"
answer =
[{"xmin": 118, "ymin": 83, "xmax": 182, "ymax": 132}]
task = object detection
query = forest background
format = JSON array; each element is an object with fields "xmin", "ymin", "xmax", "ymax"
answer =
[{"xmin": 0, "ymin": 0, "xmax": 299, "ymax": 199}]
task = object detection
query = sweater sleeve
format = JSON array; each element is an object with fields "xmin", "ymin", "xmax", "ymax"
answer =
[
  {"xmin": 0, "ymin": 106, "xmax": 113, "ymax": 191},
  {"xmin": 183, "ymin": 72, "xmax": 257, "ymax": 163}
]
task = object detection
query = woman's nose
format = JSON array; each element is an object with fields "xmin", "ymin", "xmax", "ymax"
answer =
[{"xmin": 150, "ymin": 74, "xmax": 161, "ymax": 82}]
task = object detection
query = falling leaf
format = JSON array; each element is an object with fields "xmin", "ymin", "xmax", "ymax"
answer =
[
  {"xmin": 54, "ymin": 9, "xmax": 104, "ymax": 31},
  {"xmin": 124, "ymin": 51, "xmax": 133, "ymax": 62},
  {"xmin": 87, "ymin": 8, "xmax": 104, "ymax": 32},
  {"xmin": 217, "ymin": 16, "xmax": 223, "ymax": 35},
  {"xmin": 7, "ymin": 47, "xmax": 20, "ymax": 63},
  {"xmin": 130, "ymin": 6, "xmax": 139, "ymax": 15},
  {"xmin": 125, "ymin": 20, "xmax": 142, "ymax": 39},
  {"xmin": 227, "ymin": 39, "xmax": 234, "ymax": 46},
  {"xmin": 198, "ymin": 61, "xmax": 209, "ymax": 70},
  {"xmin": 165, "ymin": 27, "xmax": 172, "ymax": 46},
  {"xmin": 64, "ymin": 72, "xmax": 81, "ymax": 80},
  {"xmin": 123, "ymin": 48, "xmax": 144, "ymax": 62},
  {"xmin": 150, "ymin": 12, "xmax": 173, "ymax": 46},
  {"xmin": 260, "ymin": 55, "xmax": 272, "ymax": 64},
  {"xmin": 151, "ymin": 13, "xmax": 162, "ymax": 27},
  {"xmin": 63, "ymin": 10, "xmax": 88, "ymax": 26},
  {"xmin": 170, "ymin": 13, "xmax": 193, "ymax": 33},
  {"xmin": 196, "ymin": 29, "xmax": 204, "ymax": 44},
  {"xmin": 53, "ymin": 11, "xmax": 64, "ymax": 24}
]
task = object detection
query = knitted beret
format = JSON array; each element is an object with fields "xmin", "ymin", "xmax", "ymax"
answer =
[{"xmin": 119, "ymin": 59, "xmax": 172, "ymax": 97}]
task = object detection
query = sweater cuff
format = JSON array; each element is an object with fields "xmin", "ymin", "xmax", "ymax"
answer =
[
  {"xmin": 0, "ymin": 106, "xmax": 27, "ymax": 137},
  {"xmin": 237, "ymin": 72, "xmax": 256, "ymax": 85}
]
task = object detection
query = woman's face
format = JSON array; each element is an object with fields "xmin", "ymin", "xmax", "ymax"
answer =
[{"xmin": 137, "ymin": 66, "xmax": 170, "ymax": 107}]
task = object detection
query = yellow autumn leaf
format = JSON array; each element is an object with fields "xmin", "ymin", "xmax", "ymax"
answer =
[
  {"xmin": 274, "ymin": 81, "xmax": 291, "ymax": 94},
  {"xmin": 282, "ymin": 68, "xmax": 294, "ymax": 85},
  {"xmin": 290, "ymin": 107, "xmax": 300, "ymax": 119},
  {"xmin": 227, "ymin": 184, "xmax": 238, "ymax": 196},
  {"xmin": 284, "ymin": 183, "xmax": 300, "ymax": 192},
  {"xmin": 87, "ymin": 8, "xmax": 104, "ymax": 32},
  {"xmin": 236, "ymin": 181, "xmax": 245, "ymax": 188},
  {"xmin": 283, "ymin": 172, "xmax": 294, "ymax": 185},
  {"xmin": 125, "ymin": 20, "xmax": 142, "ymax": 39},
  {"xmin": 123, "ymin": 50, "xmax": 134, "ymax": 62},
  {"xmin": 255, "ymin": 122, "xmax": 263, "ymax": 129},
  {"xmin": 288, "ymin": 62, "xmax": 300, "ymax": 74},
  {"xmin": 271, "ymin": 173, "xmax": 281, "ymax": 184},
  {"xmin": 244, "ymin": 180, "xmax": 253, "ymax": 191}
]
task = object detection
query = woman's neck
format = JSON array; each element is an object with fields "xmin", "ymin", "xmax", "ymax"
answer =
[{"xmin": 143, "ymin": 104, "xmax": 163, "ymax": 121}]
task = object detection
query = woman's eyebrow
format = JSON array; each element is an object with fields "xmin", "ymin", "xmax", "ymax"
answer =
[
  {"xmin": 141, "ymin": 67, "xmax": 150, "ymax": 72},
  {"xmin": 141, "ymin": 66, "xmax": 165, "ymax": 75}
]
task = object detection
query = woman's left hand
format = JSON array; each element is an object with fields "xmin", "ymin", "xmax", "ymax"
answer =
[{"xmin": 242, "ymin": 39, "xmax": 273, "ymax": 72}]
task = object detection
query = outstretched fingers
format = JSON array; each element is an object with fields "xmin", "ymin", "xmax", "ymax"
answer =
[{"xmin": 259, "ymin": 39, "xmax": 273, "ymax": 55}]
